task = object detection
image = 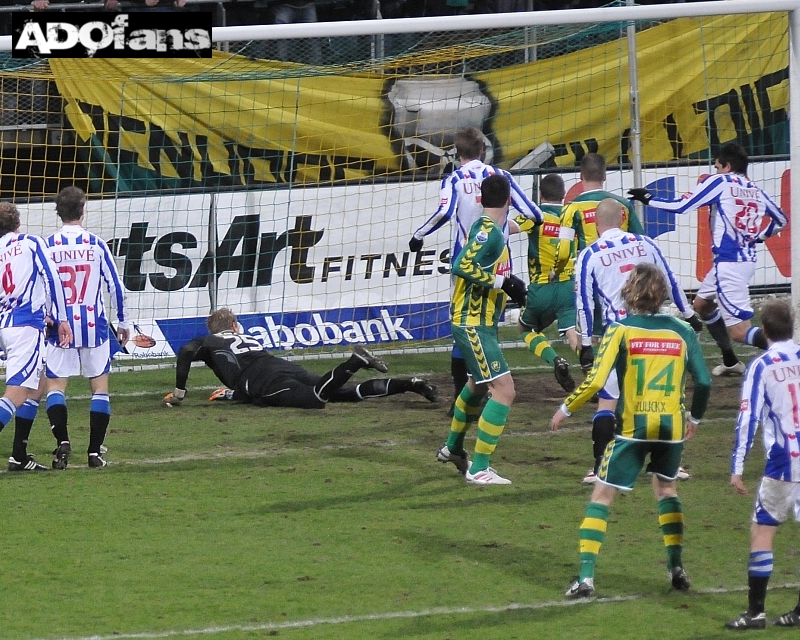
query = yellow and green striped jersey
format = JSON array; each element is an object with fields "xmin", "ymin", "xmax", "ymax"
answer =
[
  {"xmin": 515, "ymin": 203, "xmax": 574, "ymax": 284},
  {"xmin": 451, "ymin": 215, "xmax": 510, "ymax": 328},
  {"xmin": 556, "ymin": 190, "xmax": 643, "ymax": 273},
  {"xmin": 563, "ymin": 314, "xmax": 711, "ymax": 441}
]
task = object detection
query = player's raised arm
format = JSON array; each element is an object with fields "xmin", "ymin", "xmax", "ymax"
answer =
[
  {"xmin": 409, "ymin": 172, "xmax": 458, "ymax": 251},
  {"xmin": 503, "ymin": 169, "xmax": 543, "ymax": 224},
  {"xmin": 630, "ymin": 174, "xmax": 725, "ymax": 214}
]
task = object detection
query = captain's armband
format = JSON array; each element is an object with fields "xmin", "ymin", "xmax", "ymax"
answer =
[{"xmin": 558, "ymin": 226, "xmax": 576, "ymax": 241}]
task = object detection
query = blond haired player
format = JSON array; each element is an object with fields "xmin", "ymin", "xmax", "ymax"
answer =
[
  {"xmin": 551, "ymin": 263, "xmax": 710, "ymax": 598},
  {"xmin": 574, "ymin": 198, "xmax": 701, "ymax": 484}
]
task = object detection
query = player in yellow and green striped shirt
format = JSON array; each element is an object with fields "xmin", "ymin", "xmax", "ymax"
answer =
[
  {"xmin": 550, "ymin": 263, "xmax": 710, "ymax": 599},
  {"xmin": 436, "ymin": 174, "xmax": 529, "ymax": 486},
  {"xmin": 555, "ymin": 154, "xmax": 643, "ymax": 385},
  {"xmin": 559, "ymin": 153, "xmax": 643, "ymax": 252},
  {"xmin": 515, "ymin": 174, "xmax": 579, "ymax": 393}
]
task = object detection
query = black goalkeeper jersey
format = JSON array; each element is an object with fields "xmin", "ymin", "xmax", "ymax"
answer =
[{"xmin": 175, "ymin": 330, "xmax": 309, "ymax": 401}]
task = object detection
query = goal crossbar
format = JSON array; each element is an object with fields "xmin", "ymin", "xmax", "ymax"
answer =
[{"xmin": 0, "ymin": 0, "xmax": 799, "ymax": 48}]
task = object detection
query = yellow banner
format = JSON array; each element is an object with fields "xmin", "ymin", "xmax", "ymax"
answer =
[
  {"xmin": 483, "ymin": 12, "xmax": 788, "ymax": 166},
  {"xmin": 45, "ymin": 12, "xmax": 787, "ymax": 189}
]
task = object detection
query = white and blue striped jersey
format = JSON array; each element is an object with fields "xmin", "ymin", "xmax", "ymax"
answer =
[
  {"xmin": 732, "ymin": 340, "xmax": 800, "ymax": 481},
  {"xmin": 574, "ymin": 228, "xmax": 693, "ymax": 347},
  {"xmin": 646, "ymin": 173, "xmax": 787, "ymax": 263},
  {"xmin": 45, "ymin": 225, "xmax": 127, "ymax": 349},
  {"xmin": 0, "ymin": 231, "xmax": 68, "ymax": 330},
  {"xmin": 411, "ymin": 159, "xmax": 543, "ymax": 262}
]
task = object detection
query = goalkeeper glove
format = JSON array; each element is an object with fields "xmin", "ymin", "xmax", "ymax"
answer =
[
  {"xmin": 162, "ymin": 388, "xmax": 186, "ymax": 407},
  {"xmin": 500, "ymin": 274, "xmax": 527, "ymax": 307},
  {"xmin": 579, "ymin": 345, "xmax": 595, "ymax": 373},
  {"xmin": 687, "ymin": 314, "xmax": 704, "ymax": 334},
  {"xmin": 209, "ymin": 388, "xmax": 236, "ymax": 402},
  {"xmin": 408, "ymin": 237, "xmax": 424, "ymax": 252},
  {"xmin": 627, "ymin": 187, "xmax": 653, "ymax": 205}
]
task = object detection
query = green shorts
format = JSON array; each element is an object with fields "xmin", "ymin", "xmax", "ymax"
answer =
[
  {"xmin": 520, "ymin": 280, "xmax": 576, "ymax": 334},
  {"xmin": 597, "ymin": 437, "xmax": 684, "ymax": 490},
  {"xmin": 451, "ymin": 324, "xmax": 509, "ymax": 383}
]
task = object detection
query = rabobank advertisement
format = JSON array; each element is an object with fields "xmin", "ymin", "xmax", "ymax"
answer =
[
  {"xmin": 156, "ymin": 305, "xmax": 449, "ymax": 356},
  {"xmin": 17, "ymin": 163, "xmax": 791, "ymax": 358}
]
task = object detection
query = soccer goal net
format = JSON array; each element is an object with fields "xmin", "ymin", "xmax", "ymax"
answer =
[{"xmin": 0, "ymin": 0, "xmax": 796, "ymax": 358}]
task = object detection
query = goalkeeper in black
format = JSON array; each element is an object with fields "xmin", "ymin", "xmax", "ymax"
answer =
[{"xmin": 162, "ymin": 308, "xmax": 437, "ymax": 409}]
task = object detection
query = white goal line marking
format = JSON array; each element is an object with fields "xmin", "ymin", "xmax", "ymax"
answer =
[{"xmin": 28, "ymin": 583, "xmax": 800, "ymax": 640}]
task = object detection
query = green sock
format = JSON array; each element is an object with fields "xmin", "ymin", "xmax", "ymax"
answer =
[
  {"xmin": 579, "ymin": 502, "xmax": 609, "ymax": 581},
  {"xmin": 523, "ymin": 331, "xmax": 557, "ymax": 365},
  {"xmin": 470, "ymin": 398, "xmax": 509, "ymax": 473},
  {"xmin": 445, "ymin": 386, "xmax": 483, "ymax": 453},
  {"xmin": 658, "ymin": 496, "xmax": 684, "ymax": 571}
]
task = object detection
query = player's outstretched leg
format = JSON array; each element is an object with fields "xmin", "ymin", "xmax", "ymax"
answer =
[
  {"xmin": 352, "ymin": 345, "xmax": 388, "ymax": 373},
  {"xmin": 522, "ymin": 330, "xmax": 575, "ymax": 392},
  {"xmin": 314, "ymin": 346, "xmax": 387, "ymax": 402},
  {"xmin": 342, "ymin": 378, "xmax": 438, "ymax": 403}
]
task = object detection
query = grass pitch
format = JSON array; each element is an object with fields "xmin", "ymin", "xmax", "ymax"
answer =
[{"xmin": 2, "ymin": 343, "xmax": 798, "ymax": 640}]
